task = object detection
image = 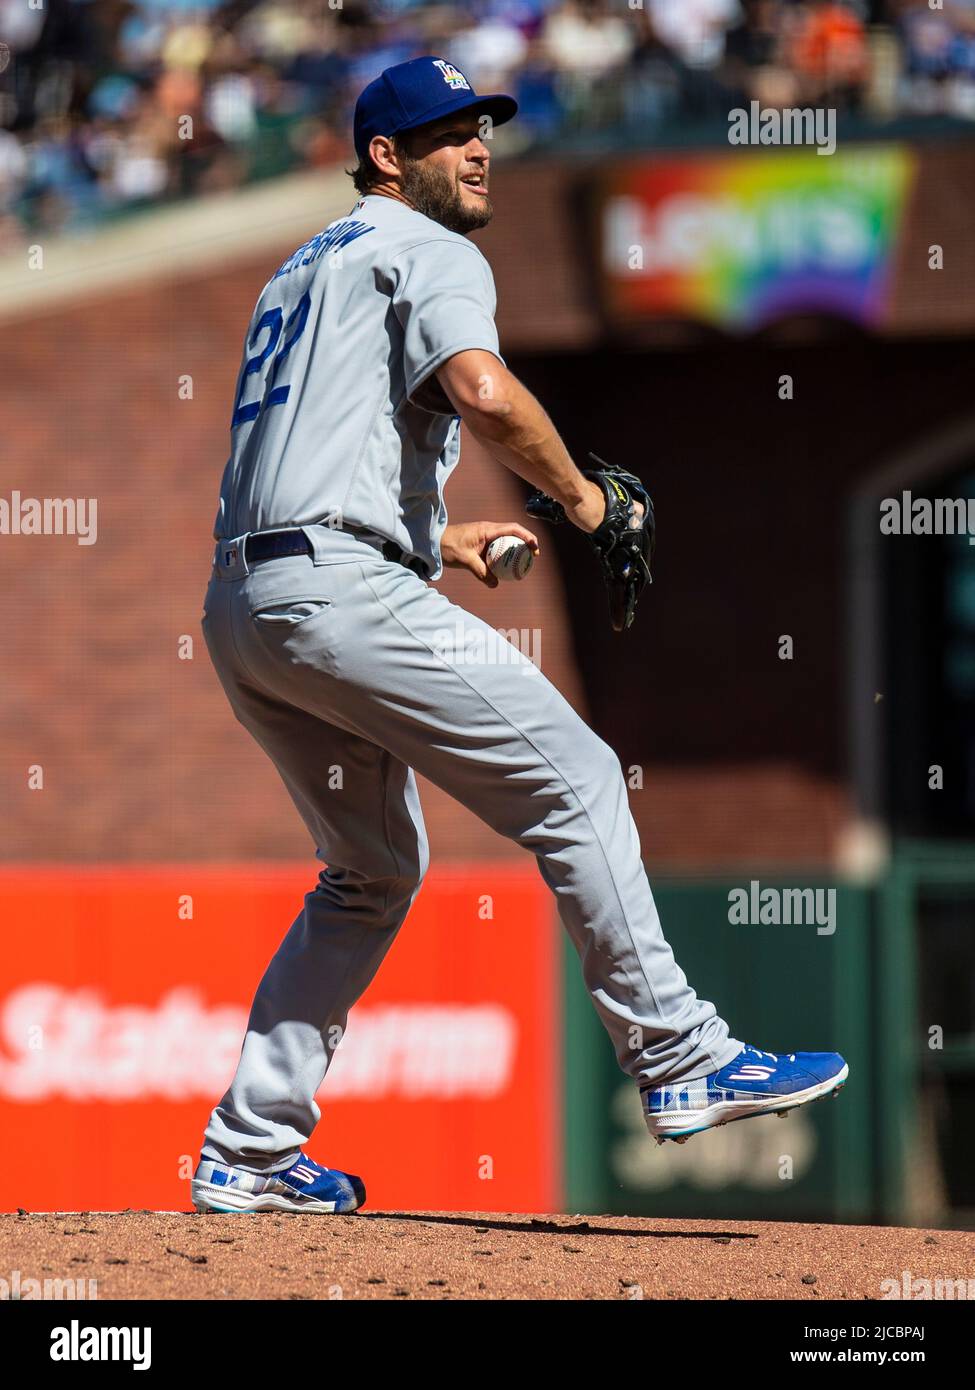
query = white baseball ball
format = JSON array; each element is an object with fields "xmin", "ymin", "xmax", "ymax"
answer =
[{"xmin": 485, "ymin": 535, "xmax": 534, "ymax": 582}]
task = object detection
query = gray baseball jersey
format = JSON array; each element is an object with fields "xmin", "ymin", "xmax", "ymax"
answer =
[{"xmin": 213, "ymin": 193, "xmax": 504, "ymax": 578}]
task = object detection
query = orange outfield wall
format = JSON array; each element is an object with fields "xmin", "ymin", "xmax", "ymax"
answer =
[{"xmin": 0, "ymin": 866, "xmax": 561, "ymax": 1213}]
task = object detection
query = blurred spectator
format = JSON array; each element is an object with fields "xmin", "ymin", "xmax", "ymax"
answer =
[
  {"xmin": 894, "ymin": 0, "xmax": 975, "ymax": 115},
  {"xmin": 648, "ymin": 0, "xmax": 742, "ymax": 70},
  {"xmin": 0, "ymin": 122, "xmax": 26, "ymax": 198},
  {"xmin": 448, "ymin": 14, "xmax": 528, "ymax": 93},
  {"xmin": 0, "ymin": 0, "xmax": 973, "ymax": 243},
  {"xmin": 622, "ymin": 13, "xmax": 685, "ymax": 129},
  {"xmin": 722, "ymin": 0, "xmax": 792, "ymax": 106},
  {"xmin": 541, "ymin": 0, "xmax": 635, "ymax": 130},
  {"xmin": 790, "ymin": 1, "xmax": 869, "ymax": 105},
  {"xmin": 542, "ymin": 0, "xmax": 634, "ymax": 78}
]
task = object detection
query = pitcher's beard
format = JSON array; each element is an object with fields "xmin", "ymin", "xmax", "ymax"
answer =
[{"xmin": 400, "ymin": 157, "xmax": 493, "ymax": 233}]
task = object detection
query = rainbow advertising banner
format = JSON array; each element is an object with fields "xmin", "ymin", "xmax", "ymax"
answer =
[{"xmin": 596, "ymin": 146, "xmax": 915, "ymax": 332}]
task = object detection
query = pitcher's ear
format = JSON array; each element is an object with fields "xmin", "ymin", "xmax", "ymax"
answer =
[{"xmin": 368, "ymin": 134, "xmax": 401, "ymax": 178}]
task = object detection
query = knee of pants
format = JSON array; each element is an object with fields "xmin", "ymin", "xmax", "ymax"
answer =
[
  {"xmin": 545, "ymin": 733, "xmax": 629, "ymax": 831},
  {"xmin": 313, "ymin": 844, "xmax": 428, "ymax": 928},
  {"xmin": 363, "ymin": 863, "xmax": 429, "ymax": 925},
  {"xmin": 571, "ymin": 731, "xmax": 626, "ymax": 799}
]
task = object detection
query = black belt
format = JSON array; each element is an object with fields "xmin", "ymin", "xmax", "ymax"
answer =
[{"xmin": 243, "ymin": 527, "xmax": 426, "ymax": 576}]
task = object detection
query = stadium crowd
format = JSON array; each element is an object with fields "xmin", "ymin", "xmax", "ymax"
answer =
[{"xmin": 1, "ymin": 0, "xmax": 974, "ymax": 242}]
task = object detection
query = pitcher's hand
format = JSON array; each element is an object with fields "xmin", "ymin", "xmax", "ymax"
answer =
[{"xmin": 441, "ymin": 521, "xmax": 540, "ymax": 588}]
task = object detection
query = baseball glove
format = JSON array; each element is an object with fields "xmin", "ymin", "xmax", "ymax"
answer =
[{"xmin": 526, "ymin": 454, "xmax": 655, "ymax": 632}]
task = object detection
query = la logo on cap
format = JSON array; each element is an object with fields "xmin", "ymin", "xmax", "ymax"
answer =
[{"xmin": 432, "ymin": 59, "xmax": 470, "ymax": 91}]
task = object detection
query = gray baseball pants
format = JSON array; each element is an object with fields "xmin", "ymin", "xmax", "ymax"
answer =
[{"xmin": 200, "ymin": 525, "xmax": 741, "ymax": 1171}]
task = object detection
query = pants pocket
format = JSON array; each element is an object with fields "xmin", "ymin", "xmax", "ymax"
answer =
[{"xmin": 251, "ymin": 599, "xmax": 333, "ymax": 627}]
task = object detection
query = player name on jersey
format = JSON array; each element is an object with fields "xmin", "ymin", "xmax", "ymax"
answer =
[{"xmin": 271, "ymin": 218, "xmax": 376, "ymax": 280}]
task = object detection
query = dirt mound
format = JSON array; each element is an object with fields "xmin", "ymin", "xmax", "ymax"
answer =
[{"xmin": 2, "ymin": 1211, "xmax": 972, "ymax": 1301}]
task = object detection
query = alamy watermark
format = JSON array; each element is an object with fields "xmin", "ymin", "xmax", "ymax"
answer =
[
  {"xmin": 0, "ymin": 491, "xmax": 98, "ymax": 545},
  {"xmin": 1, "ymin": 1268, "xmax": 98, "ymax": 1300},
  {"xmin": 432, "ymin": 620, "xmax": 541, "ymax": 672},
  {"xmin": 880, "ymin": 492, "xmax": 975, "ymax": 544},
  {"xmin": 728, "ymin": 101, "xmax": 836, "ymax": 156},
  {"xmin": 881, "ymin": 1269, "xmax": 975, "ymax": 1300},
  {"xmin": 728, "ymin": 880, "xmax": 836, "ymax": 936},
  {"xmin": 50, "ymin": 1320, "xmax": 150, "ymax": 1369}
]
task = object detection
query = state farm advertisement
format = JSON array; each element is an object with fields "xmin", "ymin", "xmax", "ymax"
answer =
[{"xmin": 0, "ymin": 866, "xmax": 560, "ymax": 1213}]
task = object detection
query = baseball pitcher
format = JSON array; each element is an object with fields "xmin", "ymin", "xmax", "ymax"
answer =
[{"xmin": 192, "ymin": 57, "xmax": 848, "ymax": 1214}]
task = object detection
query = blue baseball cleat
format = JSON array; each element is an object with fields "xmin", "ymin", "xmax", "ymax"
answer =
[
  {"xmin": 191, "ymin": 1152, "xmax": 366, "ymax": 1214},
  {"xmin": 641, "ymin": 1045, "xmax": 849, "ymax": 1145}
]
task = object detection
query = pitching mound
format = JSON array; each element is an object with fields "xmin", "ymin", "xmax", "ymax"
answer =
[{"xmin": 3, "ymin": 1211, "xmax": 973, "ymax": 1300}]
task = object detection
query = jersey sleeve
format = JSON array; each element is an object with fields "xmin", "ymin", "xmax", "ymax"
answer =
[{"xmin": 391, "ymin": 238, "xmax": 504, "ymax": 409}]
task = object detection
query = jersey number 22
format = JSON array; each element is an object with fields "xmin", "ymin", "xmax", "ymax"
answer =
[{"xmin": 232, "ymin": 290, "xmax": 311, "ymax": 427}]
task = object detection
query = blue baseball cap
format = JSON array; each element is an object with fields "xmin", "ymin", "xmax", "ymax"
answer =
[{"xmin": 354, "ymin": 56, "xmax": 518, "ymax": 162}]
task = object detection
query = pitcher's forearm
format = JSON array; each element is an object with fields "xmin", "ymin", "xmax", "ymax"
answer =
[
  {"xmin": 462, "ymin": 381, "xmax": 588, "ymax": 505},
  {"xmin": 436, "ymin": 350, "xmax": 602, "ymax": 524}
]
